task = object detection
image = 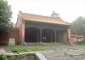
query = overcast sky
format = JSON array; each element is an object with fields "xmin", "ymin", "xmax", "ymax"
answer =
[{"xmin": 7, "ymin": 0, "xmax": 85, "ymax": 24}]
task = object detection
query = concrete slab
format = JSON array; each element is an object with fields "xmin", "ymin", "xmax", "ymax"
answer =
[
  {"xmin": 19, "ymin": 52, "xmax": 34, "ymax": 55},
  {"xmin": 6, "ymin": 53, "xmax": 14, "ymax": 56},
  {"xmin": 35, "ymin": 53, "xmax": 47, "ymax": 60}
]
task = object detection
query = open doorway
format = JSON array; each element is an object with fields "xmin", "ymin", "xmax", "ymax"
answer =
[
  {"xmin": 25, "ymin": 27, "xmax": 40, "ymax": 42},
  {"xmin": 42, "ymin": 29, "xmax": 55, "ymax": 42}
]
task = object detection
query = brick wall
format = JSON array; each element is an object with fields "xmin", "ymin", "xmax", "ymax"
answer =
[
  {"xmin": 0, "ymin": 28, "xmax": 19, "ymax": 45},
  {"xmin": 70, "ymin": 37, "xmax": 77, "ymax": 43},
  {"xmin": 16, "ymin": 13, "xmax": 22, "ymax": 43}
]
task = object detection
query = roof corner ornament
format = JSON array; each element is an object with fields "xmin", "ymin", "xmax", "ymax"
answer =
[
  {"xmin": 51, "ymin": 10, "xmax": 60, "ymax": 18},
  {"xmin": 19, "ymin": 10, "xmax": 22, "ymax": 17},
  {"xmin": 19, "ymin": 10, "xmax": 22, "ymax": 13}
]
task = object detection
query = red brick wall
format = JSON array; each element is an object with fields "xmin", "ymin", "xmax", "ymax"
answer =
[
  {"xmin": 16, "ymin": 13, "xmax": 25, "ymax": 43},
  {"xmin": 0, "ymin": 28, "xmax": 19, "ymax": 45},
  {"xmin": 70, "ymin": 37, "xmax": 85, "ymax": 43},
  {"xmin": 70, "ymin": 37, "xmax": 77, "ymax": 43}
]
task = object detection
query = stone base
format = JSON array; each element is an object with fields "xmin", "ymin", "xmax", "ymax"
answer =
[
  {"xmin": 20, "ymin": 37, "xmax": 25, "ymax": 45},
  {"xmin": 21, "ymin": 37, "xmax": 27, "ymax": 45},
  {"xmin": 68, "ymin": 38, "xmax": 72, "ymax": 44},
  {"xmin": 22, "ymin": 42, "xmax": 27, "ymax": 46}
]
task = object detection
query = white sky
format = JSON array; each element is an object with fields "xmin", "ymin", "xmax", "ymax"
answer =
[{"xmin": 7, "ymin": 0, "xmax": 85, "ymax": 24}]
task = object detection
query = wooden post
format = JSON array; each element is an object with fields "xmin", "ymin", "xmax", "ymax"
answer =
[
  {"xmin": 40, "ymin": 29, "xmax": 42, "ymax": 43},
  {"xmin": 67, "ymin": 28, "xmax": 71, "ymax": 43},
  {"xmin": 51, "ymin": 31, "xmax": 52, "ymax": 42},
  {"xmin": 55, "ymin": 30, "xmax": 56, "ymax": 42},
  {"xmin": 21, "ymin": 20, "xmax": 25, "ymax": 44}
]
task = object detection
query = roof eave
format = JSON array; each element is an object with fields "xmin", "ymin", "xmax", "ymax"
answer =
[{"xmin": 23, "ymin": 19, "xmax": 71, "ymax": 26}]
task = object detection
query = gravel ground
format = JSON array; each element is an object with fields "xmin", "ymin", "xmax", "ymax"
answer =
[
  {"xmin": 46, "ymin": 55, "xmax": 85, "ymax": 60},
  {"xmin": 42, "ymin": 51, "xmax": 85, "ymax": 60}
]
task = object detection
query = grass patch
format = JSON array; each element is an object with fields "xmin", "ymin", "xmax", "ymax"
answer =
[
  {"xmin": 9, "ymin": 45, "xmax": 47, "ymax": 53},
  {"xmin": 9, "ymin": 45, "xmax": 28, "ymax": 53},
  {"xmin": 29, "ymin": 46, "xmax": 46, "ymax": 51}
]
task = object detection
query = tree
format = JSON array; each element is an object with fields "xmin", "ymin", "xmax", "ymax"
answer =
[
  {"xmin": 71, "ymin": 16, "xmax": 85, "ymax": 35},
  {"xmin": 0, "ymin": 0, "xmax": 12, "ymax": 33}
]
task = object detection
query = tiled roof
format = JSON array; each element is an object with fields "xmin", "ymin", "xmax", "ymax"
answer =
[{"xmin": 19, "ymin": 11, "xmax": 71, "ymax": 26}]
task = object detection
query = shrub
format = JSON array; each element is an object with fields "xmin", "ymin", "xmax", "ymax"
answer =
[
  {"xmin": 75, "ymin": 39, "xmax": 85, "ymax": 45},
  {"xmin": 7, "ymin": 55, "xmax": 35, "ymax": 60},
  {"xmin": 0, "ymin": 54, "xmax": 7, "ymax": 60}
]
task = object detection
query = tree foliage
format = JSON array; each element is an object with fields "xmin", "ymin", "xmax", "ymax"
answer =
[
  {"xmin": 71, "ymin": 16, "xmax": 85, "ymax": 35},
  {"xmin": 0, "ymin": 0, "xmax": 12, "ymax": 33}
]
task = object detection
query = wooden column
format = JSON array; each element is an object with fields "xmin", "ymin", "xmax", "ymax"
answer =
[
  {"xmin": 55, "ymin": 30, "xmax": 56, "ymax": 42},
  {"xmin": 51, "ymin": 31, "xmax": 52, "ymax": 42},
  {"xmin": 37, "ymin": 31, "xmax": 39, "ymax": 42},
  {"xmin": 21, "ymin": 20, "xmax": 25, "ymax": 44},
  {"xmin": 40, "ymin": 29, "xmax": 42, "ymax": 43},
  {"xmin": 67, "ymin": 28, "xmax": 71, "ymax": 43}
]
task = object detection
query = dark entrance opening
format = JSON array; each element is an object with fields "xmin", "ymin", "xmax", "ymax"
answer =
[
  {"xmin": 42, "ymin": 29, "xmax": 54, "ymax": 42},
  {"xmin": 25, "ymin": 27, "xmax": 40, "ymax": 42}
]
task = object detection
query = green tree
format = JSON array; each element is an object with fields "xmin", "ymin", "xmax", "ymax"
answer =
[
  {"xmin": 0, "ymin": 0, "xmax": 12, "ymax": 33},
  {"xmin": 71, "ymin": 16, "xmax": 85, "ymax": 35}
]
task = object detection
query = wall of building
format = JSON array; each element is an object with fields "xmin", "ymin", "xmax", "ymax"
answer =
[
  {"xmin": 0, "ymin": 28, "xmax": 19, "ymax": 45},
  {"xmin": 16, "ymin": 14, "xmax": 23, "ymax": 43},
  {"xmin": 63, "ymin": 32, "xmax": 68, "ymax": 43},
  {"xmin": 70, "ymin": 37, "xmax": 85, "ymax": 43},
  {"xmin": 70, "ymin": 37, "xmax": 77, "ymax": 43},
  {"xmin": 16, "ymin": 14, "xmax": 25, "ymax": 44}
]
